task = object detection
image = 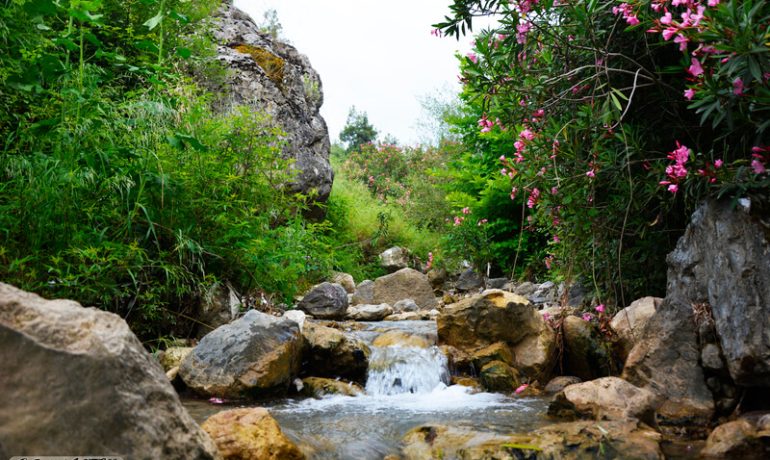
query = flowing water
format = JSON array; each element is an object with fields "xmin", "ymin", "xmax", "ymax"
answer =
[{"xmin": 184, "ymin": 320, "xmax": 550, "ymax": 459}]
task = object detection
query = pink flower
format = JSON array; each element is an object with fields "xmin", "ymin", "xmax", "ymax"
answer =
[
  {"xmin": 582, "ymin": 313, "xmax": 593, "ymax": 322},
  {"xmin": 519, "ymin": 128, "xmax": 535, "ymax": 141},
  {"xmin": 733, "ymin": 77, "xmax": 744, "ymax": 96},
  {"xmin": 708, "ymin": 0, "xmax": 720, "ymax": 5},
  {"xmin": 674, "ymin": 34, "xmax": 689, "ymax": 52},
  {"xmin": 467, "ymin": 52, "xmax": 478, "ymax": 64},
  {"xmin": 462, "ymin": 207, "xmax": 471, "ymax": 215},
  {"xmin": 453, "ymin": 216, "xmax": 464, "ymax": 226},
  {"xmin": 551, "ymin": 186, "xmax": 558, "ymax": 195},
  {"xmin": 660, "ymin": 12, "xmax": 673, "ymax": 25},
  {"xmin": 595, "ymin": 304, "xmax": 605, "ymax": 313},
  {"xmin": 714, "ymin": 159, "xmax": 723, "ymax": 168},
  {"xmin": 687, "ymin": 58, "xmax": 704, "ymax": 77},
  {"xmin": 516, "ymin": 22, "xmax": 532, "ymax": 44},
  {"xmin": 751, "ymin": 159, "xmax": 767, "ymax": 174},
  {"xmin": 586, "ymin": 169, "xmax": 596, "ymax": 178},
  {"xmin": 668, "ymin": 183, "xmax": 679, "ymax": 193},
  {"xmin": 662, "ymin": 27, "xmax": 678, "ymax": 41},
  {"xmin": 527, "ymin": 188, "xmax": 541, "ymax": 208},
  {"xmin": 626, "ymin": 15, "xmax": 640, "ymax": 26},
  {"xmin": 514, "ymin": 383, "xmax": 529, "ymax": 395},
  {"xmin": 684, "ymin": 88, "xmax": 696, "ymax": 100},
  {"xmin": 510, "ymin": 186, "xmax": 518, "ymax": 200},
  {"xmin": 499, "ymin": 155, "xmax": 506, "ymax": 162},
  {"xmin": 209, "ymin": 397, "xmax": 225, "ymax": 404},
  {"xmin": 478, "ymin": 218, "xmax": 488, "ymax": 226}
]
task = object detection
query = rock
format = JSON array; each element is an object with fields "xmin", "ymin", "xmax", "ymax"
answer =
[
  {"xmin": 213, "ymin": 3, "xmax": 332, "ymax": 209},
  {"xmin": 486, "ymin": 277, "xmax": 509, "ymax": 289},
  {"xmin": 393, "ymin": 298, "xmax": 419, "ymax": 312},
  {"xmin": 401, "ymin": 425, "xmax": 525, "ymax": 460},
  {"xmin": 383, "ymin": 312, "xmax": 422, "ymax": 321},
  {"xmin": 437, "ymin": 289, "xmax": 540, "ymax": 350},
  {"xmin": 480, "ymin": 360, "xmax": 519, "ymax": 392},
  {"xmin": 331, "ymin": 272, "xmax": 356, "ymax": 293},
  {"xmin": 452, "ymin": 376, "xmax": 482, "ymax": 390},
  {"xmin": 350, "ymin": 280, "xmax": 374, "ymax": 305},
  {"xmin": 0, "ymin": 283, "xmax": 219, "ymax": 459},
  {"xmin": 373, "ymin": 330, "xmax": 431, "ymax": 348},
  {"xmin": 667, "ymin": 200, "xmax": 770, "ymax": 386},
  {"xmin": 379, "ymin": 246, "xmax": 410, "ymax": 271},
  {"xmin": 562, "ymin": 315, "xmax": 614, "ymax": 381},
  {"xmin": 511, "ymin": 322, "xmax": 558, "ymax": 380},
  {"xmin": 455, "ymin": 268, "xmax": 484, "ymax": 291},
  {"xmin": 561, "ymin": 280, "xmax": 590, "ymax": 307},
  {"xmin": 427, "ymin": 309, "xmax": 440, "ymax": 319},
  {"xmin": 529, "ymin": 281, "xmax": 557, "ymax": 304},
  {"xmin": 202, "ymin": 408, "xmax": 304, "ymax": 460},
  {"xmin": 282, "ymin": 309, "xmax": 306, "ymax": 332},
  {"xmin": 427, "ymin": 268, "xmax": 447, "ymax": 289},
  {"xmin": 346, "ymin": 303, "xmax": 393, "ymax": 321},
  {"xmin": 180, "ymin": 310, "xmax": 302, "ymax": 398},
  {"xmin": 297, "ymin": 282, "xmax": 348, "ymax": 319},
  {"xmin": 548, "ymin": 377, "xmax": 662, "ymax": 425},
  {"xmin": 166, "ymin": 366, "xmax": 180, "ymax": 382},
  {"xmin": 504, "ymin": 419, "xmax": 664, "ymax": 460},
  {"xmin": 470, "ymin": 342, "xmax": 515, "ymax": 369},
  {"xmin": 301, "ymin": 322, "xmax": 370, "ymax": 382},
  {"xmin": 611, "ymin": 296, "xmax": 660, "ymax": 363},
  {"xmin": 372, "ymin": 268, "xmax": 438, "ymax": 310},
  {"xmin": 544, "ymin": 376, "xmax": 583, "ymax": 394},
  {"xmin": 701, "ymin": 343, "xmax": 724, "ymax": 371},
  {"xmin": 159, "ymin": 346, "xmax": 194, "ymax": 372},
  {"xmin": 197, "ymin": 283, "xmax": 241, "ymax": 338},
  {"xmin": 701, "ymin": 418, "xmax": 770, "ymax": 458},
  {"xmin": 514, "ymin": 281, "xmax": 537, "ymax": 297},
  {"xmin": 300, "ymin": 377, "xmax": 363, "ymax": 397},
  {"xmin": 622, "ymin": 303, "xmax": 714, "ymax": 424}
]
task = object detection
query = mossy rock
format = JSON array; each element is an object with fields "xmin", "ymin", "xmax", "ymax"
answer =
[
  {"xmin": 480, "ymin": 360, "xmax": 520, "ymax": 392},
  {"xmin": 233, "ymin": 44, "xmax": 285, "ymax": 87}
]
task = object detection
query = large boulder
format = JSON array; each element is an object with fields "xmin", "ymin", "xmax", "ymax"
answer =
[
  {"xmin": 548, "ymin": 377, "xmax": 661, "ymax": 425},
  {"xmin": 201, "ymin": 408, "xmax": 304, "ymax": 460},
  {"xmin": 379, "ymin": 246, "xmax": 410, "ymax": 272},
  {"xmin": 372, "ymin": 268, "xmax": 437, "ymax": 310},
  {"xmin": 350, "ymin": 279, "xmax": 375, "ymax": 306},
  {"xmin": 180, "ymin": 310, "xmax": 302, "ymax": 398},
  {"xmin": 663, "ymin": 199, "xmax": 770, "ymax": 386},
  {"xmin": 437, "ymin": 290, "xmax": 541, "ymax": 350},
  {"xmin": 301, "ymin": 322, "xmax": 370, "ymax": 382},
  {"xmin": 622, "ymin": 297, "xmax": 714, "ymax": 424},
  {"xmin": 511, "ymin": 322, "xmax": 558, "ymax": 380},
  {"xmin": 297, "ymin": 282, "xmax": 348, "ymax": 319},
  {"xmin": 0, "ymin": 283, "xmax": 219, "ymax": 459},
  {"xmin": 330, "ymin": 272, "xmax": 356, "ymax": 293},
  {"xmin": 562, "ymin": 315, "xmax": 614, "ymax": 381},
  {"xmin": 611, "ymin": 296, "xmax": 660, "ymax": 363},
  {"xmin": 213, "ymin": 3, "xmax": 333, "ymax": 209}
]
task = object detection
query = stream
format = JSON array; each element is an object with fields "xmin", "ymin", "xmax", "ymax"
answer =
[{"xmin": 184, "ymin": 320, "xmax": 551, "ymax": 459}]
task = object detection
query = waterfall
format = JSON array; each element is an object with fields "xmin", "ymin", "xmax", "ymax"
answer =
[{"xmin": 365, "ymin": 345, "xmax": 450, "ymax": 395}]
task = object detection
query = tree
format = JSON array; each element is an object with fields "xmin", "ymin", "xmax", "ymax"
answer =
[{"xmin": 339, "ymin": 107, "xmax": 378, "ymax": 153}]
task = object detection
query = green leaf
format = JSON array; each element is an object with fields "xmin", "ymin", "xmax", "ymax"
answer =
[
  {"xmin": 610, "ymin": 93, "xmax": 623, "ymax": 111},
  {"xmin": 176, "ymin": 48, "xmax": 192, "ymax": 59},
  {"xmin": 143, "ymin": 12, "xmax": 164, "ymax": 31}
]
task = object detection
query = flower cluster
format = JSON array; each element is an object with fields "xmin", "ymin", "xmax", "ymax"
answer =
[{"xmin": 659, "ymin": 142, "xmax": 691, "ymax": 193}]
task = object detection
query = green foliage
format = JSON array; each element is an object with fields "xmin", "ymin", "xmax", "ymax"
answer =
[
  {"xmin": 433, "ymin": 0, "xmax": 769, "ymax": 305},
  {"xmin": 0, "ymin": 0, "xmax": 336, "ymax": 340},
  {"xmin": 339, "ymin": 106, "xmax": 378, "ymax": 153}
]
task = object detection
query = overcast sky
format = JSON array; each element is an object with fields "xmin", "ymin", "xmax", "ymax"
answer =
[{"xmin": 233, "ymin": 0, "xmax": 477, "ymax": 145}]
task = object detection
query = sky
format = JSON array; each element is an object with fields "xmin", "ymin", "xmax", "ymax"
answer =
[{"xmin": 233, "ymin": 0, "xmax": 477, "ymax": 145}]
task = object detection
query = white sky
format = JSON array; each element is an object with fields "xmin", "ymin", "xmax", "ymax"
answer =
[{"xmin": 233, "ymin": 0, "xmax": 478, "ymax": 145}]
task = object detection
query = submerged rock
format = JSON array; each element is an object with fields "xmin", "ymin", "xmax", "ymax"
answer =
[
  {"xmin": 297, "ymin": 282, "xmax": 349, "ymax": 319},
  {"xmin": 300, "ymin": 377, "xmax": 363, "ymax": 397},
  {"xmin": 180, "ymin": 310, "xmax": 302, "ymax": 398},
  {"xmin": 401, "ymin": 425, "xmax": 524, "ymax": 460},
  {"xmin": 302, "ymin": 322, "xmax": 370, "ymax": 382},
  {"xmin": 202, "ymin": 408, "xmax": 304, "ymax": 460},
  {"xmin": 372, "ymin": 268, "xmax": 438, "ymax": 310},
  {"xmin": 0, "ymin": 283, "xmax": 219, "ymax": 459}
]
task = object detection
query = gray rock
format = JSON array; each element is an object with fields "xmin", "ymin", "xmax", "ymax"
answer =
[
  {"xmin": 379, "ymin": 246, "xmax": 410, "ymax": 272},
  {"xmin": 351, "ymin": 280, "xmax": 375, "ymax": 305},
  {"xmin": 197, "ymin": 283, "xmax": 241, "ymax": 338},
  {"xmin": 331, "ymin": 272, "xmax": 356, "ymax": 293},
  {"xmin": 298, "ymin": 282, "xmax": 349, "ymax": 319},
  {"xmin": 455, "ymin": 268, "xmax": 484, "ymax": 291},
  {"xmin": 701, "ymin": 343, "xmax": 724, "ymax": 371},
  {"xmin": 384, "ymin": 312, "xmax": 422, "ymax": 321},
  {"xmin": 393, "ymin": 298, "xmax": 420, "ymax": 312},
  {"xmin": 486, "ymin": 277, "xmax": 509, "ymax": 289},
  {"xmin": 544, "ymin": 376, "xmax": 583, "ymax": 394},
  {"xmin": 346, "ymin": 303, "xmax": 394, "ymax": 321},
  {"xmin": 282, "ymin": 309, "xmax": 306, "ymax": 332},
  {"xmin": 514, "ymin": 281, "xmax": 537, "ymax": 297},
  {"xmin": 0, "ymin": 283, "xmax": 219, "ymax": 459},
  {"xmin": 373, "ymin": 268, "xmax": 438, "ymax": 310},
  {"xmin": 180, "ymin": 310, "xmax": 302, "ymax": 398},
  {"xmin": 427, "ymin": 268, "xmax": 447, "ymax": 289},
  {"xmin": 670, "ymin": 200, "xmax": 770, "ymax": 386},
  {"xmin": 212, "ymin": 3, "xmax": 333, "ymax": 210}
]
